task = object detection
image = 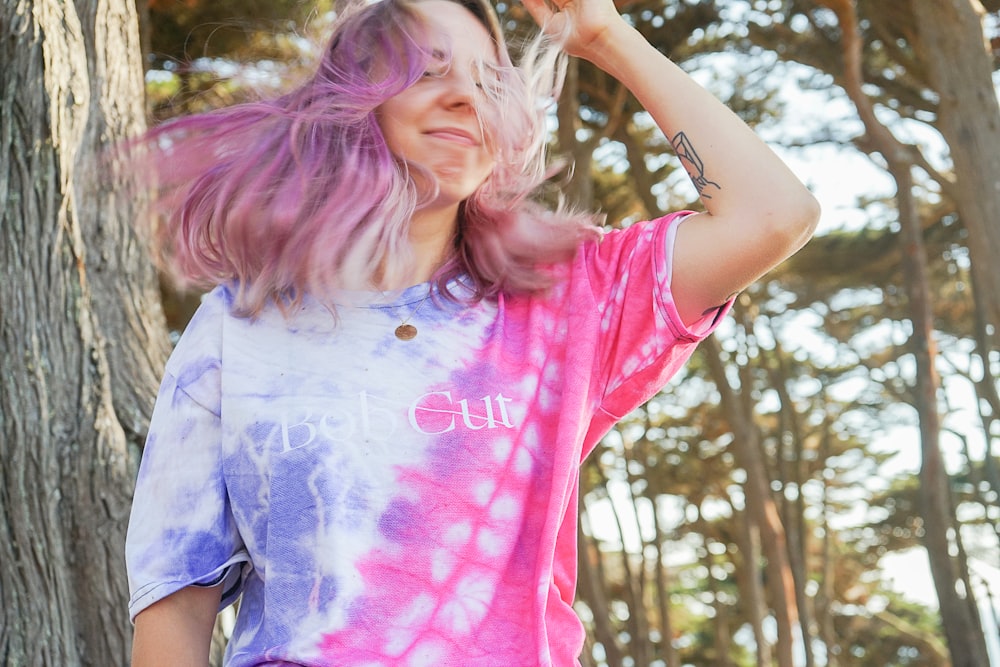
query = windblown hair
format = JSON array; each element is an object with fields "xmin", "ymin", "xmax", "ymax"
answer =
[{"xmin": 138, "ymin": 0, "xmax": 601, "ymax": 316}]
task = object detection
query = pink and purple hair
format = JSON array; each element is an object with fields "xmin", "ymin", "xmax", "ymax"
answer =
[{"xmin": 140, "ymin": 0, "xmax": 601, "ymax": 315}]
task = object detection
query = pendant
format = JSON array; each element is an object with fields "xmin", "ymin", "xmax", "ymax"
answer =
[{"xmin": 394, "ymin": 324, "xmax": 417, "ymax": 340}]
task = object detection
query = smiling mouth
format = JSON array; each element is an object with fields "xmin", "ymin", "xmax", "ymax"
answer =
[{"xmin": 425, "ymin": 128, "xmax": 479, "ymax": 146}]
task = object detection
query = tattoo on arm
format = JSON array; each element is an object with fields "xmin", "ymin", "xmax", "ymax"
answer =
[{"xmin": 671, "ymin": 131, "xmax": 721, "ymax": 200}]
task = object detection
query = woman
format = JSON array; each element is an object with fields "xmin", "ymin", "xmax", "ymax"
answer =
[{"xmin": 126, "ymin": 0, "xmax": 819, "ymax": 664}]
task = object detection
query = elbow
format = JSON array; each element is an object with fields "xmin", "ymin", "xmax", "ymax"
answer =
[
  {"xmin": 778, "ymin": 188, "xmax": 821, "ymax": 256},
  {"xmin": 798, "ymin": 190, "xmax": 822, "ymax": 242},
  {"xmin": 744, "ymin": 188, "xmax": 821, "ymax": 271}
]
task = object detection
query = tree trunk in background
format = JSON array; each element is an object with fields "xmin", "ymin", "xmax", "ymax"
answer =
[
  {"xmin": 649, "ymin": 496, "xmax": 680, "ymax": 667},
  {"xmin": 696, "ymin": 510, "xmax": 734, "ymax": 667},
  {"xmin": 732, "ymin": 503, "xmax": 771, "ymax": 667},
  {"xmin": 892, "ymin": 158, "xmax": 989, "ymax": 667},
  {"xmin": 703, "ymin": 334, "xmax": 799, "ymax": 667},
  {"xmin": 820, "ymin": 1, "xmax": 993, "ymax": 661},
  {"xmin": 767, "ymin": 339, "xmax": 815, "ymax": 667},
  {"xmin": 968, "ymin": 265, "xmax": 1000, "ymax": 526},
  {"xmin": 601, "ymin": 474, "xmax": 645, "ymax": 665},
  {"xmin": 578, "ymin": 470, "xmax": 628, "ymax": 667},
  {"xmin": 816, "ymin": 418, "xmax": 840, "ymax": 667},
  {"xmin": 913, "ymin": 0, "xmax": 1000, "ymax": 338},
  {"xmin": 621, "ymin": 434, "xmax": 651, "ymax": 667},
  {"xmin": 1, "ymin": 1, "xmax": 170, "ymax": 664},
  {"xmin": 557, "ymin": 58, "xmax": 595, "ymax": 210},
  {"xmin": 916, "ymin": 0, "xmax": 1000, "ymax": 557},
  {"xmin": 577, "ymin": 515, "xmax": 625, "ymax": 667}
]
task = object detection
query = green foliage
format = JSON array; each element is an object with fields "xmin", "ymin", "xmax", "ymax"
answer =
[
  {"xmin": 147, "ymin": 0, "xmax": 328, "ymax": 66},
  {"xmin": 144, "ymin": 0, "xmax": 333, "ymax": 120}
]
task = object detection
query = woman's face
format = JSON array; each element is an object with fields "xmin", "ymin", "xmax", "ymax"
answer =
[{"xmin": 377, "ymin": 0, "xmax": 498, "ymax": 210}]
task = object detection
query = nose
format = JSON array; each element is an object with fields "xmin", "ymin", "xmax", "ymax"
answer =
[{"xmin": 441, "ymin": 69, "xmax": 479, "ymax": 110}]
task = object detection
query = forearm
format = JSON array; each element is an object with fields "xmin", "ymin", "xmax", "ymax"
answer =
[
  {"xmin": 132, "ymin": 585, "xmax": 222, "ymax": 667},
  {"xmin": 578, "ymin": 21, "xmax": 815, "ymax": 222},
  {"xmin": 523, "ymin": 0, "xmax": 819, "ymax": 319}
]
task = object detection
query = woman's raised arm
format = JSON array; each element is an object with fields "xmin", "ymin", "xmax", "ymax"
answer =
[{"xmin": 522, "ymin": 0, "xmax": 821, "ymax": 324}]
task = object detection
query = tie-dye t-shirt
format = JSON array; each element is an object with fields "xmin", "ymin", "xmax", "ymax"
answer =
[{"xmin": 126, "ymin": 212, "xmax": 729, "ymax": 666}]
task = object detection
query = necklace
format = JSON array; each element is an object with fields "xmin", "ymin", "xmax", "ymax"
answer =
[{"xmin": 387, "ymin": 292, "xmax": 431, "ymax": 340}]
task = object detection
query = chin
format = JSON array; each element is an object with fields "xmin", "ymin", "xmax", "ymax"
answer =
[
  {"xmin": 428, "ymin": 176, "xmax": 486, "ymax": 204},
  {"xmin": 411, "ymin": 165, "xmax": 490, "ymax": 208}
]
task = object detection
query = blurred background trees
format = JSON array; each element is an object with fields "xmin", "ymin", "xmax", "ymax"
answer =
[{"xmin": 3, "ymin": 0, "xmax": 1000, "ymax": 664}]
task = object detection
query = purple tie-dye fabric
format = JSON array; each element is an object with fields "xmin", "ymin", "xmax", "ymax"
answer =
[{"xmin": 126, "ymin": 212, "xmax": 730, "ymax": 666}]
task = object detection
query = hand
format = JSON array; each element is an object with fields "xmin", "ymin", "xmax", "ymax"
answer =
[{"xmin": 519, "ymin": 0, "xmax": 628, "ymax": 60}]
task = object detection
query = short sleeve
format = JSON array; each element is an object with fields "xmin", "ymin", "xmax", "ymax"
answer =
[
  {"xmin": 578, "ymin": 212, "xmax": 732, "ymax": 422},
  {"xmin": 125, "ymin": 293, "xmax": 250, "ymax": 621}
]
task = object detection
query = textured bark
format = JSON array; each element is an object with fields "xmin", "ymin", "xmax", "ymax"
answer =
[
  {"xmin": 913, "ymin": 0, "xmax": 1000, "ymax": 337},
  {"xmin": 0, "ymin": 0, "xmax": 170, "ymax": 665},
  {"xmin": 922, "ymin": 0, "xmax": 1000, "ymax": 553}
]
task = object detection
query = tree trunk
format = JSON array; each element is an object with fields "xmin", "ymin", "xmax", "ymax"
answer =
[
  {"xmin": 816, "ymin": 417, "xmax": 840, "ymax": 667},
  {"xmin": 596, "ymin": 461, "xmax": 644, "ymax": 666},
  {"xmin": 766, "ymin": 337, "xmax": 815, "ymax": 667},
  {"xmin": 820, "ymin": 1, "xmax": 993, "ymax": 662},
  {"xmin": 578, "ymin": 501, "xmax": 626, "ymax": 667},
  {"xmin": 696, "ymin": 507, "xmax": 734, "ymax": 667},
  {"xmin": 913, "ymin": 0, "xmax": 1000, "ymax": 336},
  {"xmin": 621, "ymin": 433, "xmax": 651, "ymax": 667},
  {"xmin": 1, "ymin": 1, "xmax": 170, "ymax": 665},
  {"xmin": 892, "ymin": 157, "xmax": 988, "ymax": 667},
  {"xmin": 965, "ymin": 228, "xmax": 1000, "ymax": 552},
  {"xmin": 732, "ymin": 504, "xmax": 771, "ymax": 667},
  {"xmin": 649, "ymin": 495, "xmax": 680, "ymax": 667},
  {"xmin": 558, "ymin": 57, "xmax": 595, "ymax": 210},
  {"xmin": 703, "ymin": 333, "xmax": 799, "ymax": 667}
]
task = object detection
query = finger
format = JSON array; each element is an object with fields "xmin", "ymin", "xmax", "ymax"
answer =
[{"xmin": 519, "ymin": 0, "xmax": 556, "ymax": 26}]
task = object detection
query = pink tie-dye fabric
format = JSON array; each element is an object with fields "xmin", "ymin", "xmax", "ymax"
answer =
[{"xmin": 126, "ymin": 212, "xmax": 730, "ymax": 666}]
